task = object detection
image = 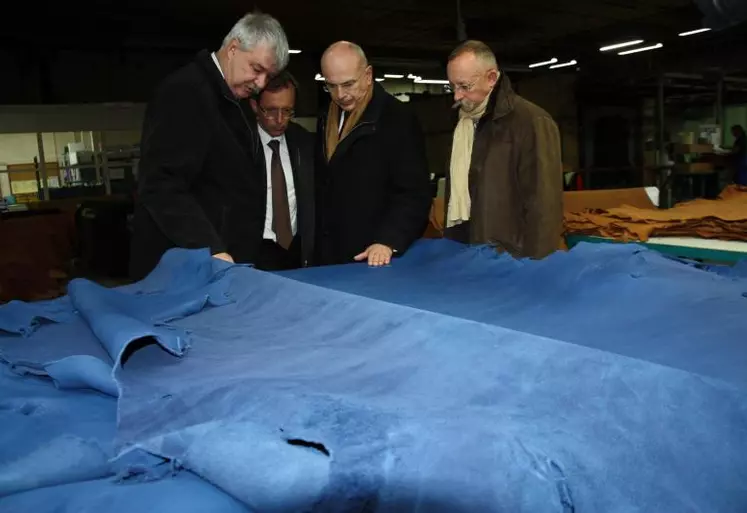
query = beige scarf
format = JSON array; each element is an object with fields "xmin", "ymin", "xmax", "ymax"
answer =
[
  {"xmin": 447, "ymin": 93, "xmax": 492, "ymax": 228},
  {"xmin": 325, "ymin": 84, "xmax": 374, "ymax": 162}
]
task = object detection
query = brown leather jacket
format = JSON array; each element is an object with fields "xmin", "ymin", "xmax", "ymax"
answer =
[{"xmin": 445, "ymin": 74, "xmax": 563, "ymax": 258}]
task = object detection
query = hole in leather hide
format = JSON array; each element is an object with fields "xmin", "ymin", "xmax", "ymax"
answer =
[{"xmin": 286, "ymin": 438, "xmax": 330, "ymax": 456}]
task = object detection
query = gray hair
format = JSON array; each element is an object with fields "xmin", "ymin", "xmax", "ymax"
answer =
[
  {"xmin": 448, "ymin": 40, "xmax": 498, "ymax": 70},
  {"xmin": 222, "ymin": 13, "xmax": 290, "ymax": 70}
]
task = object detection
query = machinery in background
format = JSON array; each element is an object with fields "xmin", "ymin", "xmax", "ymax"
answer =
[
  {"xmin": 64, "ymin": 142, "xmax": 138, "ymax": 278},
  {"xmin": 54, "ymin": 142, "xmax": 139, "ymax": 200},
  {"xmin": 103, "ymin": 145, "xmax": 139, "ymax": 195},
  {"xmin": 61, "ymin": 142, "xmax": 97, "ymax": 185}
]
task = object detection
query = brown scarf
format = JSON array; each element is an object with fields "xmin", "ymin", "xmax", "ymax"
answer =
[{"xmin": 324, "ymin": 84, "xmax": 374, "ymax": 162}]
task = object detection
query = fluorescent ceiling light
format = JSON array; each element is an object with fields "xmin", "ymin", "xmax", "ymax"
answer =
[
  {"xmin": 549, "ymin": 59, "xmax": 577, "ymax": 69},
  {"xmin": 415, "ymin": 78, "xmax": 449, "ymax": 84},
  {"xmin": 618, "ymin": 43, "xmax": 663, "ymax": 55},
  {"xmin": 314, "ymin": 73, "xmax": 324, "ymax": 81},
  {"xmin": 679, "ymin": 28, "xmax": 711, "ymax": 36},
  {"xmin": 375, "ymin": 78, "xmax": 385, "ymax": 82},
  {"xmin": 528, "ymin": 57, "xmax": 558, "ymax": 69},
  {"xmin": 384, "ymin": 74, "xmax": 405, "ymax": 79},
  {"xmin": 599, "ymin": 39, "xmax": 644, "ymax": 52},
  {"xmin": 289, "ymin": 49, "xmax": 302, "ymax": 54}
]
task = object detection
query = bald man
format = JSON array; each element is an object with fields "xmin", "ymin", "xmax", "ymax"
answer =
[
  {"xmin": 444, "ymin": 40, "xmax": 563, "ymax": 259},
  {"xmin": 315, "ymin": 41, "xmax": 431, "ymax": 267}
]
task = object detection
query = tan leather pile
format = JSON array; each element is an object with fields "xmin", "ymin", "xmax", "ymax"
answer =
[{"xmin": 564, "ymin": 185, "xmax": 747, "ymax": 242}]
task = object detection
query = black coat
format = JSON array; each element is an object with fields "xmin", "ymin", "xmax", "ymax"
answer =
[
  {"xmin": 315, "ymin": 83, "xmax": 431, "ymax": 265},
  {"xmin": 129, "ymin": 50, "xmax": 315, "ymax": 280}
]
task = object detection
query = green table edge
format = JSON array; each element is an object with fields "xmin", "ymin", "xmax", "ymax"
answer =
[{"xmin": 565, "ymin": 234, "xmax": 747, "ymax": 263}]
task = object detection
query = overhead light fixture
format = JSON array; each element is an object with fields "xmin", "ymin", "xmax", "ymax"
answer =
[
  {"xmin": 384, "ymin": 74, "xmax": 405, "ymax": 79},
  {"xmin": 549, "ymin": 59, "xmax": 577, "ymax": 69},
  {"xmin": 618, "ymin": 43, "xmax": 663, "ymax": 55},
  {"xmin": 415, "ymin": 78, "xmax": 449, "ymax": 84},
  {"xmin": 599, "ymin": 39, "xmax": 644, "ymax": 52},
  {"xmin": 528, "ymin": 57, "xmax": 558, "ymax": 69},
  {"xmin": 407, "ymin": 73, "xmax": 418, "ymax": 79},
  {"xmin": 375, "ymin": 78, "xmax": 385, "ymax": 82},
  {"xmin": 289, "ymin": 49, "xmax": 302, "ymax": 54},
  {"xmin": 679, "ymin": 28, "xmax": 711, "ymax": 37},
  {"xmin": 314, "ymin": 73, "xmax": 324, "ymax": 81}
]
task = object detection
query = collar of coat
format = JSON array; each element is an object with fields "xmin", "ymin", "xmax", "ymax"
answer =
[
  {"xmin": 358, "ymin": 81, "xmax": 388, "ymax": 124},
  {"xmin": 488, "ymin": 73, "xmax": 516, "ymax": 121},
  {"xmin": 195, "ymin": 49, "xmax": 244, "ymax": 101},
  {"xmin": 321, "ymin": 81, "xmax": 389, "ymax": 130}
]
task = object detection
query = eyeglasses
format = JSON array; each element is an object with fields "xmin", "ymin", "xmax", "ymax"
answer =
[
  {"xmin": 449, "ymin": 69, "xmax": 492, "ymax": 94},
  {"xmin": 448, "ymin": 79, "xmax": 478, "ymax": 94},
  {"xmin": 322, "ymin": 69, "xmax": 366, "ymax": 95},
  {"xmin": 258, "ymin": 106, "xmax": 294, "ymax": 119}
]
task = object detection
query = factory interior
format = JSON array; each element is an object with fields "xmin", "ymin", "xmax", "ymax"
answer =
[{"xmin": 1, "ymin": 0, "xmax": 747, "ymax": 512}]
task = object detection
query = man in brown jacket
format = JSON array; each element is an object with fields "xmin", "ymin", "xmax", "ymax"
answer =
[{"xmin": 444, "ymin": 40, "xmax": 563, "ymax": 259}]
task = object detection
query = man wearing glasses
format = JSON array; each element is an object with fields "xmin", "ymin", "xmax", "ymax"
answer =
[
  {"xmin": 129, "ymin": 13, "xmax": 289, "ymax": 280},
  {"xmin": 315, "ymin": 41, "xmax": 431, "ymax": 267},
  {"xmin": 249, "ymin": 71, "xmax": 315, "ymax": 270},
  {"xmin": 444, "ymin": 40, "xmax": 563, "ymax": 259}
]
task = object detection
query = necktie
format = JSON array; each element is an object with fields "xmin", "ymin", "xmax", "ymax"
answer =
[{"xmin": 267, "ymin": 139, "xmax": 293, "ymax": 249}]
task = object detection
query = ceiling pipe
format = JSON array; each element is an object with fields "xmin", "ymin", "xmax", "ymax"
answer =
[
  {"xmin": 663, "ymin": 72, "xmax": 705, "ymax": 80},
  {"xmin": 456, "ymin": 0, "xmax": 467, "ymax": 41},
  {"xmin": 693, "ymin": 0, "xmax": 747, "ymax": 30}
]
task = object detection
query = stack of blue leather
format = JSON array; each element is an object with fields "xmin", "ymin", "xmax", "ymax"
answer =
[{"xmin": 1, "ymin": 240, "xmax": 745, "ymax": 513}]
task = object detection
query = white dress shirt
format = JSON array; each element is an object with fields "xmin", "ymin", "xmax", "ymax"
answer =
[
  {"xmin": 258, "ymin": 125, "xmax": 297, "ymax": 241},
  {"xmin": 211, "ymin": 52, "xmax": 225, "ymax": 78}
]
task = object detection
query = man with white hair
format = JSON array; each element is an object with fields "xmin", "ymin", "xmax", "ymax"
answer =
[
  {"xmin": 444, "ymin": 40, "xmax": 563, "ymax": 259},
  {"xmin": 315, "ymin": 41, "xmax": 431, "ymax": 267},
  {"xmin": 130, "ymin": 12, "xmax": 290, "ymax": 280}
]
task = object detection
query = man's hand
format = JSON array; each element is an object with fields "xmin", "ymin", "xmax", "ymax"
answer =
[
  {"xmin": 212, "ymin": 252, "xmax": 234, "ymax": 263},
  {"xmin": 354, "ymin": 244, "xmax": 393, "ymax": 267}
]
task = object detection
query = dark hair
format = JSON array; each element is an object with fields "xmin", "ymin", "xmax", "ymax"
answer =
[{"xmin": 262, "ymin": 70, "xmax": 298, "ymax": 95}]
